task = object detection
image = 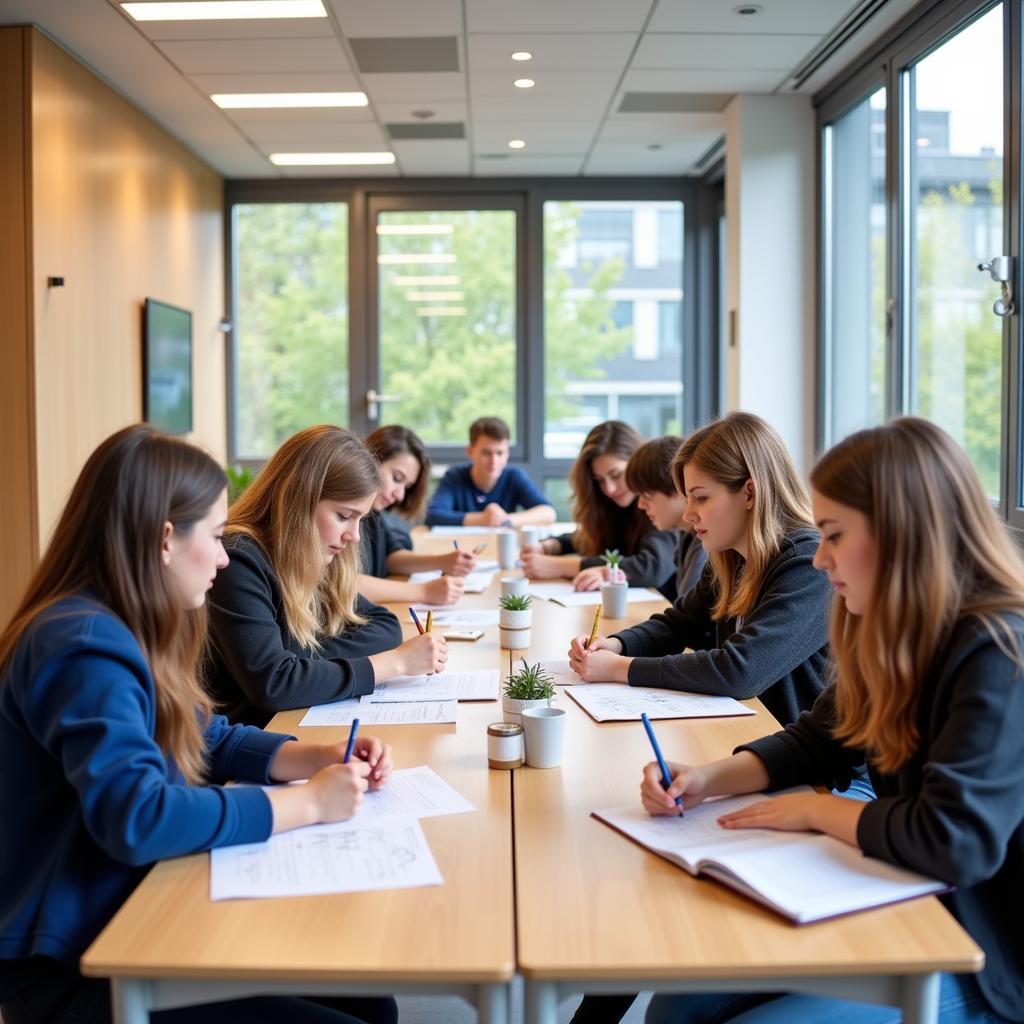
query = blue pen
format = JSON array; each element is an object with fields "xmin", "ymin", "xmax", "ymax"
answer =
[
  {"xmin": 409, "ymin": 607, "xmax": 425, "ymax": 634},
  {"xmin": 641, "ymin": 713, "xmax": 684, "ymax": 816},
  {"xmin": 453, "ymin": 539, "xmax": 460, "ymax": 551},
  {"xmin": 343, "ymin": 718, "xmax": 360, "ymax": 764}
]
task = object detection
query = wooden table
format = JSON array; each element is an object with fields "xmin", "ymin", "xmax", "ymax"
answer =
[{"xmin": 514, "ymin": 603, "xmax": 983, "ymax": 1024}]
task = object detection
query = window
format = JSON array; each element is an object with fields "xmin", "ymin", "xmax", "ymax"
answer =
[
  {"xmin": 233, "ymin": 202, "xmax": 348, "ymax": 459},
  {"xmin": 543, "ymin": 200, "xmax": 684, "ymax": 459}
]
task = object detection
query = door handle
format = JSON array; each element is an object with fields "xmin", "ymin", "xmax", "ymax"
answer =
[{"xmin": 366, "ymin": 389, "xmax": 403, "ymax": 419}]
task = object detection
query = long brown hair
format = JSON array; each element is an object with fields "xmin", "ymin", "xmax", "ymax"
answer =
[
  {"xmin": 365, "ymin": 424, "xmax": 431, "ymax": 519},
  {"xmin": 0, "ymin": 425, "xmax": 226, "ymax": 784},
  {"xmin": 811, "ymin": 417, "xmax": 1024, "ymax": 772},
  {"xmin": 569, "ymin": 421, "xmax": 646, "ymax": 556},
  {"xmin": 673, "ymin": 412, "xmax": 813, "ymax": 621},
  {"xmin": 229, "ymin": 425, "xmax": 380, "ymax": 650}
]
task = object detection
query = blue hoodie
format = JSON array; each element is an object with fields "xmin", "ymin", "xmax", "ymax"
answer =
[{"xmin": 0, "ymin": 595, "xmax": 289, "ymax": 965}]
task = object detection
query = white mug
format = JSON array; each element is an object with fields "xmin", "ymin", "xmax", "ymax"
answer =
[{"xmin": 496, "ymin": 529, "xmax": 517, "ymax": 569}]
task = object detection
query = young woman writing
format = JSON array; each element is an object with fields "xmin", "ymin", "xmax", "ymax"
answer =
[
  {"xmin": 0, "ymin": 425, "xmax": 396, "ymax": 1024},
  {"xmin": 207, "ymin": 425, "xmax": 447, "ymax": 727}
]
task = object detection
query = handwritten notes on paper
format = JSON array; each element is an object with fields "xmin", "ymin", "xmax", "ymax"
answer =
[
  {"xmin": 300, "ymin": 698, "xmax": 457, "ymax": 727},
  {"xmin": 408, "ymin": 570, "xmax": 495, "ymax": 593},
  {"xmin": 358, "ymin": 766, "xmax": 476, "ymax": 821},
  {"xmin": 565, "ymin": 684, "xmax": 756, "ymax": 722},
  {"xmin": 369, "ymin": 669, "xmax": 500, "ymax": 703},
  {"xmin": 409, "ymin": 607, "xmax": 500, "ymax": 627}
]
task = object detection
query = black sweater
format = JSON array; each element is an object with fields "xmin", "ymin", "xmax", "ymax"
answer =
[
  {"xmin": 359, "ymin": 511, "xmax": 408, "ymax": 578},
  {"xmin": 207, "ymin": 535, "xmax": 403, "ymax": 726},
  {"xmin": 612, "ymin": 528, "xmax": 830, "ymax": 727},
  {"xmin": 742, "ymin": 615, "xmax": 1024, "ymax": 1021}
]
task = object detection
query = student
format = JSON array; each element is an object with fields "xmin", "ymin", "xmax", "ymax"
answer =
[
  {"xmin": 520, "ymin": 420, "xmax": 679, "ymax": 593},
  {"xmin": 425, "ymin": 416, "xmax": 556, "ymax": 527},
  {"xmin": 207, "ymin": 425, "xmax": 447, "ymax": 727},
  {"xmin": 625, "ymin": 434, "xmax": 708, "ymax": 602},
  {"xmin": 0, "ymin": 425, "xmax": 397, "ymax": 1024},
  {"xmin": 567, "ymin": 412, "xmax": 831, "ymax": 729},
  {"xmin": 642, "ymin": 417, "xmax": 1024, "ymax": 1024},
  {"xmin": 360, "ymin": 424, "xmax": 477, "ymax": 607}
]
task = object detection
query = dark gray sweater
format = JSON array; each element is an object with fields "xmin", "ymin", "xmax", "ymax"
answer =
[
  {"xmin": 741, "ymin": 615, "xmax": 1024, "ymax": 1021},
  {"xmin": 612, "ymin": 528, "xmax": 830, "ymax": 726},
  {"xmin": 207, "ymin": 535, "xmax": 403, "ymax": 726},
  {"xmin": 360, "ymin": 510, "xmax": 408, "ymax": 578}
]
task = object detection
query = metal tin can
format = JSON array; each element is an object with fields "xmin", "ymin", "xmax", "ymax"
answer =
[{"xmin": 487, "ymin": 721, "xmax": 524, "ymax": 769}]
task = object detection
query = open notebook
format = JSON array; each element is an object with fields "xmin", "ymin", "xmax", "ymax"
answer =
[{"xmin": 593, "ymin": 790, "xmax": 947, "ymax": 925}]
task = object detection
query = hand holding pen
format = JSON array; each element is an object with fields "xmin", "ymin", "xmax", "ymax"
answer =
[{"xmin": 640, "ymin": 713, "xmax": 685, "ymax": 817}]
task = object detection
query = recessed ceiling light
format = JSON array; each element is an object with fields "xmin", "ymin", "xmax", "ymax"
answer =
[
  {"xmin": 513, "ymin": 78, "xmax": 535, "ymax": 89},
  {"xmin": 213, "ymin": 92, "xmax": 367, "ymax": 109},
  {"xmin": 511, "ymin": 51, "xmax": 533, "ymax": 61},
  {"xmin": 508, "ymin": 139, "xmax": 526, "ymax": 149},
  {"xmin": 732, "ymin": 4, "xmax": 762, "ymax": 17},
  {"xmin": 122, "ymin": 1, "xmax": 325, "ymax": 20},
  {"xmin": 270, "ymin": 151, "xmax": 395, "ymax": 165},
  {"xmin": 377, "ymin": 224, "xmax": 454, "ymax": 235}
]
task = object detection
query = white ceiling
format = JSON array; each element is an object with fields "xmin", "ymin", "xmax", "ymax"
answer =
[{"xmin": 0, "ymin": 0, "xmax": 922, "ymax": 178}]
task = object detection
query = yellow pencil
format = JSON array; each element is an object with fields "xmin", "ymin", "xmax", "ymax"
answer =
[
  {"xmin": 585, "ymin": 606, "xmax": 601, "ymax": 650},
  {"xmin": 425, "ymin": 610, "xmax": 433, "ymax": 634}
]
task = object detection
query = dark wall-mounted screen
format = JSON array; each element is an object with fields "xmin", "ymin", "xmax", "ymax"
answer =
[{"xmin": 143, "ymin": 298, "xmax": 192, "ymax": 434}]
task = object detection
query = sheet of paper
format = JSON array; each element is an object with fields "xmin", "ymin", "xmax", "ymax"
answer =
[
  {"xmin": 429, "ymin": 526, "xmax": 500, "ymax": 536},
  {"xmin": 537, "ymin": 659, "xmax": 580, "ymax": 687},
  {"xmin": 565, "ymin": 683, "xmax": 756, "ymax": 722},
  {"xmin": 299, "ymin": 698, "xmax": 457, "ymax": 726},
  {"xmin": 549, "ymin": 587, "xmax": 660, "ymax": 607},
  {"xmin": 525, "ymin": 581, "xmax": 577, "ymax": 600},
  {"xmin": 357, "ymin": 765, "xmax": 476, "ymax": 821},
  {"xmin": 210, "ymin": 815, "xmax": 442, "ymax": 900},
  {"xmin": 408, "ymin": 570, "xmax": 495, "ymax": 593},
  {"xmin": 369, "ymin": 669, "xmax": 500, "ymax": 703},
  {"xmin": 409, "ymin": 607, "xmax": 500, "ymax": 627}
]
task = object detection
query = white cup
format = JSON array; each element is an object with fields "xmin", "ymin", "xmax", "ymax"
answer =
[
  {"xmin": 601, "ymin": 580, "xmax": 628, "ymax": 618},
  {"xmin": 521, "ymin": 706, "xmax": 567, "ymax": 768},
  {"xmin": 496, "ymin": 529, "xmax": 517, "ymax": 569},
  {"xmin": 520, "ymin": 526, "xmax": 541, "ymax": 549},
  {"xmin": 500, "ymin": 576, "xmax": 529, "ymax": 598}
]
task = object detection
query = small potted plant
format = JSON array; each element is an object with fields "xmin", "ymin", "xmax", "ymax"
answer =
[
  {"xmin": 502, "ymin": 658, "xmax": 556, "ymax": 725},
  {"xmin": 600, "ymin": 549, "xmax": 628, "ymax": 618},
  {"xmin": 499, "ymin": 592, "xmax": 533, "ymax": 650}
]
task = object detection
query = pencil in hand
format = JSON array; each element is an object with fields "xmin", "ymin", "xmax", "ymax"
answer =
[{"xmin": 585, "ymin": 606, "xmax": 602, "ymax": 650}]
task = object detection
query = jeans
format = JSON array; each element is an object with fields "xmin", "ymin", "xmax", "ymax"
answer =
[
  {"xmin": 1, "ymin": 957, "xmax": 398, "ymax": 1024},
  {"xmin": 645, "ymin": 972, "xmax": 1007, "ymax": 1024}
]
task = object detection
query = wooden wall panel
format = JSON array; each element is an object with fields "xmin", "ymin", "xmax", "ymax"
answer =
[
  {"xmin": 30, "ymin": 31, "xmax": 226, "ymax": 549},
  {"xmin": 0, "ymin": 27, "xmax": 38, "ymax": 625}
]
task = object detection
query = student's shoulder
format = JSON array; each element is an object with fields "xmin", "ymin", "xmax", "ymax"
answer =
[
  {"xmin": 947, "ymin": 609, "xmax": 1024, "ymax": 665},
  {"xmin": 777, "ymin": 526, "xmax": 821, "ymax": 561},
  {"xmin": 438, "ymin": 463, "xmax": 473, "ymax": 485},
  {"xmin": 222, "ymin": 532, "xmax": 273, "ymax": 571}
]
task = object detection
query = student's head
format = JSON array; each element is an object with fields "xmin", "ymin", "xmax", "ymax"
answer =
[
  {"xmin": 674, "ymin": 412, "xmax": 812, "ymax": 621},
  {"xmin": 570, "ymin": 420, "xmax": 644, "ymax": 555},
  {"xmin": 228, "ymin": 425, "xmax": 379, "ymax": 648},
  {"xmin": 466, "ymin": 416, "xmax": 510, "ymax": 487},
  {"xmin": 810, "ymin": 417, "xmax": 1024, "ymax": 771},
  {"xmin": 626, "ymin": 436, "xmax": 686, "ymax": 532},
  {"xmin": 365, "ymin": 425, "xmax": 430, "ymax": 519},
  {"xmin": 0, "ymin": 424, "xmax": 228, "ymax": 783}
]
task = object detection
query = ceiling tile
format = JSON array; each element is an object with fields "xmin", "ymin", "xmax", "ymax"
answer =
[
  {"xmin": 585, "ymin": 138, "xmax": 713, "ymax": 174},
  {"xmin": 474, "ymin": 154, "xmax": 584, "ymax": 176},
  {"xmin": 327, "ymin": 0, "xmax": 463, "ymax": 37},
  {"xmin": 243, "ymin": 122, "xmax": 387, "ymax": 146},
  {"xmin": 648, "ymin": 0, "xmax": 859, "ymax": 35},
  {"xmin": 374, "ymin": 99, "xmax": 468, "ymax": 122},
  {"xmin": 349, "ymin": 36, "xmax": 460, "ymax": 73},
  {"xmin": 224, "ymin": 106, "xmax": 375, "ymax": 125},
  {"xmin": 361, "ymin": 72, "xmax": 465, "ymax": 100},
  {"xmin": 157, "ymin": 37, "xmax": 349, "ymax": 74},
  {"xmin": 467, "ymin": 0, "xmax": 650, "ymax": 33},
  {"xmin": 472, "ymin": 93, "xmax": 611, "ymax": 121},
  {"xmin": 599, "ymin": 113, "xmax": 724, "ymax": 140},
  {"xmin": 467, "ymin": 32, "xmax": 637, "ymax": 70},
  {"xmin": 620, "ymin": 69, "xmax": 783, "ymax": 93},
  {"xmin": 470, "ymin": 69, "xmax": 620, "ymax": 98},
  {"xmin": 472, "ymin": 120, "xmax": 595, "ymax": 150},
  {"xmin": 392, "ymin": 139, "xmax": 471, "ymax": 174},
  {"xmin": 633, "ymin": 32, "xmax": 819, "ymax": 71},
  {"xmin": 189, "ymin": 71, "xmax": 362, "ymax": 93}
]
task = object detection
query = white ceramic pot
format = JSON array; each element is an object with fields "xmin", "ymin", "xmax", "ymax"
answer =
[
  {"xmin": 499, "ymin": 607, "xmax": 532, "ymax": 649},
  {"xmin": 502, "ymin": 695, "xmax": 551, "ymax": 726}
]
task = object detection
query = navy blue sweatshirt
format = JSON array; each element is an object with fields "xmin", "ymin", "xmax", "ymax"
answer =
[
  {"xmin": 207, "ymin": 535, "xmax": 403, "ymax": 726},
  {"xmin": 0, "ymin": 596, "xmax": 287, "ymax": 968},
  {"xmin": 612, "ymin": 528, "xmax": 830, "ymax": 726},
  {"xmin": 426, "ymin": 464, "xmax": 552, "ymax": 526},
  {"xmin": 741, "ymin": 615, "xmax": 1024, "ymax": 1021}
]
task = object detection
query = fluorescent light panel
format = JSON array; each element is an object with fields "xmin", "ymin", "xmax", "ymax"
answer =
[
  {"xmin": 213, "ymin": 92, "xmax": 367, "ymax": 109},
  {"xmin": 405, "ymin": 291, "xmax": 465, "ymax": 301},
  {"xmin": 416, "ymin": 307, "xmax": 466, "ymax": 316},
  {"xmin": 270, "ymin": 152, "xmax": 395, "ymax": 165},
  {"xmin": 378, "ymin": 253, "xmax": 457, "ymax": 265},
  {"xmin": 392, "ymin": 275, "xmax": 460, "ymax": 286},
  {"xmin": 377, "ymin": 224, "xmax": 453, "ymax": 235},
  {"xmin": 122, "ymin": 1, "xmax": 325, "ymax": 20}
]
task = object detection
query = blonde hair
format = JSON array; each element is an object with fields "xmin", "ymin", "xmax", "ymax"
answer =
[
  {"xmin": 228, "ymin": 425, "xmax": 380, "ymax": 650},
  {"xmin": 811, "ymin": 417, "xmax": 1024, "ymax": 773},
  {"xmin": 673, "ymin": 412, "xmax": 813, "ymax": 621},
  {"xmin": 0, "ymin": 426, "xmax": 225, "ymax": 784}
]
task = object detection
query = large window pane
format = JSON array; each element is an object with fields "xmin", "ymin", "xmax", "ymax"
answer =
[
  {"xmin": 377, "ymin": 209, "xmax": 516, "ymax": 445},
  {"xmin": 907, "ymin": 6, "xmax": 1003, "ymax": 498},
  {"xmin": 823, "ymin": 88, "xmax": 887, "ymax": 442},
  {"xmin": 544, "ymin": 200, "xmax": 684, "ymax": 458},
  {"xmin": 234, "ymin": 202, "xmax": 348, "ymax": 459}
]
